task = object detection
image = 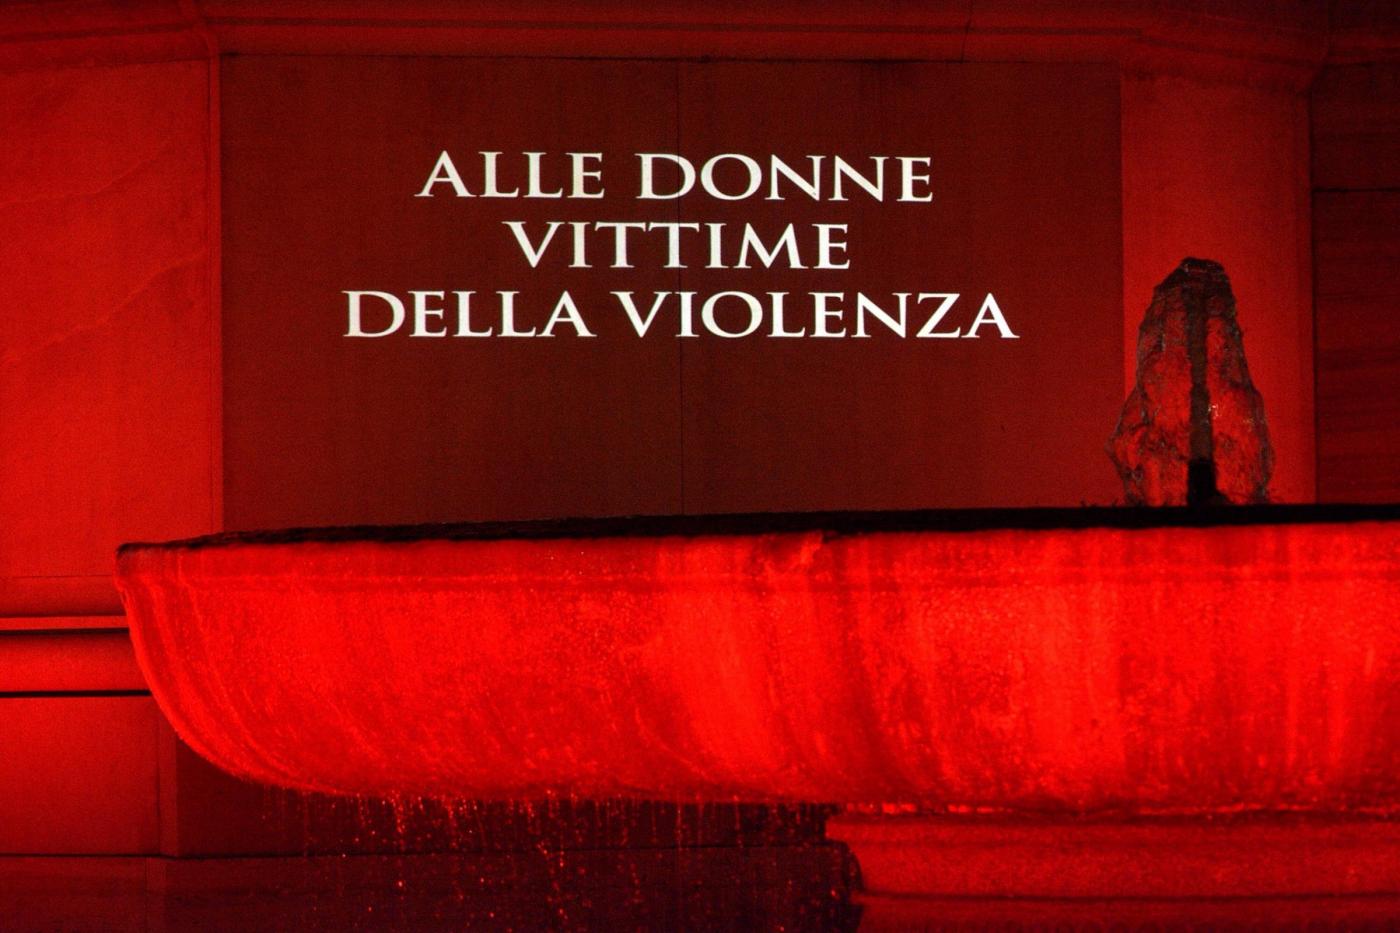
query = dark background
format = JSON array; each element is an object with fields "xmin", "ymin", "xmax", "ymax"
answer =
[{"xmin": 221, "ymin": 57, "xmax": 1123, "ymax": 529}]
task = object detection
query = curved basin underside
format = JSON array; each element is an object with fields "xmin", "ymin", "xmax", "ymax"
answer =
[{"xmin": 117, "ymin": 507, "xmax": 1400, "ymax": 811}]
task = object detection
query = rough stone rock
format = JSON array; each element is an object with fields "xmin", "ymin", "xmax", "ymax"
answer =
[{"xmin": 1109, "ymin": 258, "xmax": 1273, "ymax": 505}]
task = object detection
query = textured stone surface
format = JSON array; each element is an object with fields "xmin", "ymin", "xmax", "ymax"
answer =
[
  {"xmin": 0, "ymin": 61, "xmax": 215, "ymax": 609},
  {"xmin": 120, "ymin": 518, "xmax": 1400, "ymax": 808},
  {"xmin": 1110, "ymin": 258, "xmax": 1273, "ymax": 505}
]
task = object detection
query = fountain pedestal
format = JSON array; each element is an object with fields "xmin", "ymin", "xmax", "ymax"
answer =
[
  {"xmin": 116, "ymin": 506, "xmax": 1400, "ymax": 903},
  {"xmin": 828, "ymin": 813, "xmax": 1400, "ymax": 899}
]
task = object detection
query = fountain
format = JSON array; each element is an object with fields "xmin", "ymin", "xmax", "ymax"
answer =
[
  {"xmin": 113, "ymin": 264, "xmax": 1400, "ymax": 922},
  {"xmin": 116, "ymin": 506, "xmax": 1400, "ymax": 900}
]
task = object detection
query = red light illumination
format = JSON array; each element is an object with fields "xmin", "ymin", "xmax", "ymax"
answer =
[{"xmin": 117, "ymin": 513, "xmax": 1400, "ymax": 811}]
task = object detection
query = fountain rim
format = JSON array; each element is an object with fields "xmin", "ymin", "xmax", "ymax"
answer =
[{"xmin": 118, "ymin": 502, "xmax": 1400, "ymax": 554}]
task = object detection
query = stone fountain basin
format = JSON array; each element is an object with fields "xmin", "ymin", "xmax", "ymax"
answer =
[{"xmin": 116, "ymin": 506, "xmax": 1400, "ymax": 812}]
